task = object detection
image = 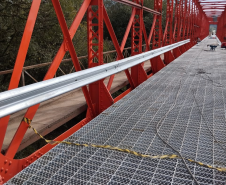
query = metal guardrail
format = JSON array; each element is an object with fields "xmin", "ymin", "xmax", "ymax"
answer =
[
  {"xmin": 0, "ymin": 39, "xmax": 190, "ymax": 118},
  {"xmin": 0, "ymin": 45, "xmax": 146, "ymax": 90}
]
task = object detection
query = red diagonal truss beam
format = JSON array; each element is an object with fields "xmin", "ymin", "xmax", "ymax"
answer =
[{"xmin": 0, "ymin": 0, "xmax": 211, "ymax": 182}]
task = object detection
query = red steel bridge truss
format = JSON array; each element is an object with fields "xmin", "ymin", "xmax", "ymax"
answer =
[{"xmin": 1, "ymin": 0, "xmax": 224, "ymax": 182}]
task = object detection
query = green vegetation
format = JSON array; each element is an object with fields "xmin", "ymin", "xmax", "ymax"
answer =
[
  {"xmin": 209, "ymin": 24, "xmax": 217, "ymax": 33},
  {"xmin": 0, "ymin": 0, "xmax": 167, "ymax": 92}
]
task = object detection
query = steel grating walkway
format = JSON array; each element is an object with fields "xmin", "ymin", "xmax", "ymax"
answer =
[{"xmin": 6, "ymin": 38, "xmax": 226, "ymax": 185}]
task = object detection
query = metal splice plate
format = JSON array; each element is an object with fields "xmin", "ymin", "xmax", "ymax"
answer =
[{"xmin": 6, "ymin": 38, "xmax": 226, "ymax": 184}]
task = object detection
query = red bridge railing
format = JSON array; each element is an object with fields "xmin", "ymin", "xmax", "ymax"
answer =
[{"xmin": 0, "ymin": 0, "xmax": 209, "ymax": 182}]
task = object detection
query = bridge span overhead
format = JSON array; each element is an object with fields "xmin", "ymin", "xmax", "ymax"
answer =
[{"xmin": 0, "ymin": 0, "xmax": 226, "ymax": 184}]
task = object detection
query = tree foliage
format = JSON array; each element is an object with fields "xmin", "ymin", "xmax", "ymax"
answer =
[{"xmin": 0, "ymin": 0, "xmax": 166, "ymax": 91}]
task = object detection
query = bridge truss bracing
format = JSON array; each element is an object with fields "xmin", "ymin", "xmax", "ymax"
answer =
[{"xmin": 0, "ymin": 0, "xmax": 222, "ymax": 183}]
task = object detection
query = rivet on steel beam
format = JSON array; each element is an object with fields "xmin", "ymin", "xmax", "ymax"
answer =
[
  {"xmin": 0, "ymin": 167, "xmax": 4, "ymax": 172},
  {"xmin": 4, "ymin": 160, "xmax": 7, "ymax": 164},
  {"xmin": 9, "ymin": 161, "xmax": 12, "ymax": 165},
  {"xmin": 5, "ymin": 169, "xmax": 8, "ymax": 173}
]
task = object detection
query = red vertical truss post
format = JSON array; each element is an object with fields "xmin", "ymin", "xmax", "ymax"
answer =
[
  {"xmin": 151, "ymin": 0, "xmax": 165, "ymax": 73},
  {"xmin": 194, "ymin": 2, "xmax": 197, "ymax": 45},
  {"xmin": 146, "ymin": 14, "xmax": 159, "ymax": 71},
  {"xmin": 163, "ymin": 0, "xmax": 175, "ymax": 64},
  {"xmin": 87, "ymin": 0, "xmax": 114, "ymax": 115},
  {"xmin": 191, "ymin": 1, "xmax": 194, "ymax": 45},
  {"xmin": 217, "ymin": 16, "xmax": 223, "ymax": 41},
  {"xmin": 217, "ymin": 9, "xmax": 226, "ymax": 42},
  {"xmin": 194, "ymin": 0, "xmax": 199, "ymax": 39},
  {"xmin": 197, "ymin": 7, "xmax": 201, "ymax": 39},
  {"xmin": 216, "ymin": 16, "xmax": 220, "ymax": 39},
  {"xmin": 220, "ymin": 16, "xmax": 224, "ymax": 41},
  {"xmin": 131, "ymin": 0, "xmax": 143, "ymax": 56},
  {"xmin": 178, "ymin": 0, "xmax": 183, "ymax": 40},
  {"xmin": 181, "ymin": 0, "xmax": 189, "ymax": 51},
  {"xmin": 0, "ymin": 0, "xmax": 41, "ymax": 153},
  {"xmin": 183, "ymin": 0, "xmax": 191, "ymax": 50},
  {"xmin": 130, "ymin": 0, "xmax": 148, "ymax": 86},
  {"xmin": 181, "ymin": 0, "xmax": 185, "ymax": 40},
  {"xmin": 197, "ymin": 7, "xmax": 202, "ymax": 39},
  {"xmin": 220, "ymin": 15, "xmax": 224, "ymax": 41},
  {"xmin": 172, "ymin": 0, "xmax": 182, "ymax": 58},
  {"xmin": 193, "ymin": 6, "xmax": 198, "ymax": 44},
  {"xmin": 142, "ymin": 17, "xmax": 155, "ymax": 76},
  {"xmin": 185, "ymin": 0, "xmax": 189, "ymax": 45},
  {"xmin": 186, "ymin": 0, "xmax": 192, "ymax": 48},
  {"xmin": 222, "ymin": 13, "xmax": 225, "ymax": 41},
  {"xmin": 191, "ymin": 2, "xmax": 195, "ymax": 45},
  {"xmin": 190, "ymin": 0, "xmax": 195, "ymax": 46},
  {"xmin": 216, "ymin": 20, "xmax": 219, "ymax": 39},
  {"xmin": 197, "ymin": 3, "xmax": 208, "ymax": 40},
  {"xmin": 189, "ymin": 0, "xmax": 193, "ymax": 46},
  {"xmin": 190, "ymin": 1, "xmax": 195, "ymax": 46},
  {"xmin": 178, "ymin": 0, "xmax": 187, "ymax": 53},
  {"xmin": 223, "ymin": 9, "xmax": 226, "ymax": 42},
  {"xmin": 173, "ymin": 0, "xmax": 180, "ymax": 42},
  {"xmin": 193, "ymin": 2, "xmax": 197, "ymax": 45},
  {"xmin": 198, "ymin": 8, "xmax": 201, "ymax": 38}
]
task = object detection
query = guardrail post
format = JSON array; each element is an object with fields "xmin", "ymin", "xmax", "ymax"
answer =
[
  {"xmin": 151, "ymin": 0, "xmax": 166, "ymax": 73},
  {"xmin": 172, "ymin": 0, "xmax": 183, "ymax": 57},
  {"xmin": 163, "ymin": 0, "xmax": 175, "ymax": 64},
  {"xmin": 131, "ymin": 0, "xmax": 148, "ymax": 86}
]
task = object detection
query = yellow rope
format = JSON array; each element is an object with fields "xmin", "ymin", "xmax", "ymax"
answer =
[{"xmin": 23, "ymin": 117, "xmax": 226, "ymax": 172}]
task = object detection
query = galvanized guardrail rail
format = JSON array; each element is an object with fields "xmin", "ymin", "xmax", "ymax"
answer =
[{"xmin": 0, "ymin": 40, "xmax": 190, "ymax": 118}]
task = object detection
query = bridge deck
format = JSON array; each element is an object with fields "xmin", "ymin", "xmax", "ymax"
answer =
[{"xmin": 6, "ymin": 38, "xmax": 226, "ymax": 185}]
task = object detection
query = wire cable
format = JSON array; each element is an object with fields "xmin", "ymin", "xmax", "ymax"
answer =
[
  {"xmin": 154, "ymin": 78, "xmax": 200, "ymax": 185},
  {"xmin": 180, "ymin": 67, "xmax": 226, "ymax": 152}
]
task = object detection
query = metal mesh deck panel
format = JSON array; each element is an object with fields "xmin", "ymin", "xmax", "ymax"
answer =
[{"xmin": 6, "ymin": 38, "xmax": 226, "ymax": 185}]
